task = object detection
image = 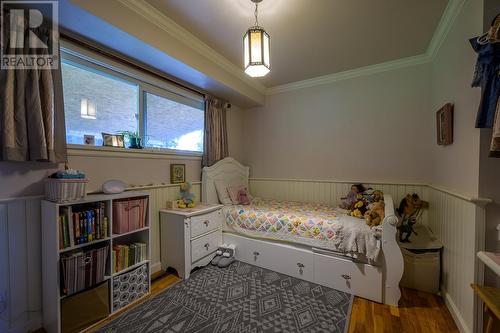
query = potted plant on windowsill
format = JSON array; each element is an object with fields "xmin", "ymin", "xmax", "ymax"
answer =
[{"xmin": 121, "ymin": 131, "xmax": 143, "ymax": 149}]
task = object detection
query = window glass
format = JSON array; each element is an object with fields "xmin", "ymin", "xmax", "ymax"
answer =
[
  {"xmin": 61, "ymin": 60, "xmax": 139, "ymax": 145},
  {"xmin": 145, "ymin": 92, "xmax": 204, "ymax": 152}
]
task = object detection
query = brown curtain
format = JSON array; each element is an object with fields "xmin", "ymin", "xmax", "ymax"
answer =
[
  {"xmin": 0, "ymin": 9, "xmax": 67, "ymax": 162},
  {"xmin": 202, "ymin": 96, "xmax": 228, "ymax": 167}
]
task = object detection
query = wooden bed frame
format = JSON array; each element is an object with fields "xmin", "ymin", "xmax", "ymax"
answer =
[{"xmin": 202, "ymin": 157, "xmax": 404, "ymax": 306}]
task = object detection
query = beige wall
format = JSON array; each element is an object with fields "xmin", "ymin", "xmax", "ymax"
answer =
[
  {"xmin": 0, "ymin": 103, "xmax": 245, "ymax": 199},
  {"xmin": 429, "ymin": 0, "xmax": 483, "ymax": 197},
  {"xmin": 239, "ymin": 64, "xmax": 433, "ymax": 184},
  {"xmin": 226, "ymin": 106, "xmax": 245, "ymax": 163},
  {"xmin": 0, "ymin": 155, "xmax": 200, "ymax": 199}
]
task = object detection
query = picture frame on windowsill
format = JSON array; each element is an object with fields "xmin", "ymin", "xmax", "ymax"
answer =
[{"xmin": 102, "ymin": 133, "xmax": 125, "ymax": 148}]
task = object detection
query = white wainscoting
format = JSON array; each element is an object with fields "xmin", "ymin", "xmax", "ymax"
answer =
[
  {"xmin": 424, "ymin": 186, "xmax": 486, "ymax": 333},
  {"xmin": 249, "ymin": 178, "xmax": 428, "ymax": 222},
  {"xmin": 0, "ymin": 197, "xmax": 43, "ymax": 333},
  {"xmin": 0, "ymin": 183, "xmax": 199, "ymax": 332},
  {"xmin": 249, "ymin": 178, "xmax": 487, "ymax": 333}
]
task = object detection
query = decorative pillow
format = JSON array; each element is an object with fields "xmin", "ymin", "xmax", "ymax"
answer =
[
  {"xmin": 215, "ymin": 181, "xmax": 233, "ymax": 205},
  {"xmin": 215, "ymin": 177, "xmax": 248, "ymax": 205},
  {"xmin": 227, "ymin": 185, "xmax": 251, "ymax": 205}
]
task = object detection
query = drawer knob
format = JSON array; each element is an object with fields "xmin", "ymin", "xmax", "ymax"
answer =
[
  {"xmin": 253, "ymin": 251, "xmax": 260, "ymax": 256},
  {"xmin": 341, "ymin": 274, "xmax": 351, "ymax": 280},
  {"xmin": 203, "ymin": 220, "xmax": 209, "ymax": 227},
  {"xmin": 297, "ymin": 263, "xmax": 305, "ymax": 268},
  {"xmin": 204, "ymin": 243, "xmax": 210, "ymax": 250}
]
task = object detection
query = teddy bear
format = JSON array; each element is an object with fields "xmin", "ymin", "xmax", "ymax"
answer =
[
  {"xmin": 350, "ymin": 198, "xmax": 367, "ymax": 218},
  {"xmin": 364, "ymin": 201, "xmax": 385, "ymax": 227},
  {"xmin": 372, "ymin": 190, "xmax": 384, "ymax": 203}
]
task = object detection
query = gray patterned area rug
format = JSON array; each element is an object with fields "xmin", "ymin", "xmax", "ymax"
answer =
[{"xmin": 97, "ymin": 261, "xmax": 353, "ymax": 333}]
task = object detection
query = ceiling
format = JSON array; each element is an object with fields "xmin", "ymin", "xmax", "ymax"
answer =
[{"xmin": 145, "ymin": 0, "xmax": 448, "ymax": 87}]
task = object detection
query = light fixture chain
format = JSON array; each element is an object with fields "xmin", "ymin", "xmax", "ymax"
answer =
[{"xmin": 254, "ymin": 3, "xmax": 259, "ymax": 26}]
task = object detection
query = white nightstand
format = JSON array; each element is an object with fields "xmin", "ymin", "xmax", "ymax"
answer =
[{"xmin": 160, "ymin": 203, "xmax": 223, "ymax": 279}]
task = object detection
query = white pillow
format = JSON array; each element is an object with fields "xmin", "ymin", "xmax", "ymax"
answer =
[{"xmin": 215, "ymin": 177, "xmax": 248, "ymax": 205}]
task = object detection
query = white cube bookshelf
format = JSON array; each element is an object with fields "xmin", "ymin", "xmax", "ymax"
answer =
[{"xmin": 41, "ymin": 191, "xmax": 151, "ymax": 333}]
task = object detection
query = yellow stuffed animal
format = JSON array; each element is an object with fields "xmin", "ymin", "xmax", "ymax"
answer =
[
  {"xmin": 350, "ymin": 200, "xmax": 366, "ymax": 218},
  {"xmin": 364, "ymin": 201, "xmax": 385, "ymax": 227}
]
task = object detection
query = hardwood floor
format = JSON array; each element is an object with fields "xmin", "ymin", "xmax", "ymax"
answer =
[
  {"xmin": 46, "ymin": 270, "xmax": 458, "ymax": 333},
  {"xmin": 348, "ymin": 288, "xmax": 458, "ymax": 333}
]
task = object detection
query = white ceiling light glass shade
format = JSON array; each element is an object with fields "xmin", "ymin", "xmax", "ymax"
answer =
[{"xmin": 243, "ymin": 0, "xmax": 270, "ymax": 77}]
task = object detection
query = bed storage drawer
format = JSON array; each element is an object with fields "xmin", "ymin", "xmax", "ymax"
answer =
[
  {"xmin": 313, "ymin": 253, "xmax": 382, "ymax": 302},
  {"xmin": 227, "ymin": 234, "xmax": 274, "ymax": 268},
  {"xmin": 225, "ymin": 233, "xmax": 314, "ymax": 282},
  {"xmin": 191, "ymin": 230, "xmax": 222, "ymax": 263},
  {"xmin": 190, "ymin": 209, "xmax": 222, "ymax": 238}
]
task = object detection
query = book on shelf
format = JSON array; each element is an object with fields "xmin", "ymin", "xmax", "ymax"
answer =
[
  {"xmin": 112, "ymin": 242, "xmax": 147, "ymax": 273},
  {"xmin": 58, "ymin": 202, "xmax": 109, "ymax": 250}
]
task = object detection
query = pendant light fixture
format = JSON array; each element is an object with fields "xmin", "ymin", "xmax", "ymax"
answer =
[{"xmin": 243, "ymin": 0, "xmax": 270, "ymax": 77}]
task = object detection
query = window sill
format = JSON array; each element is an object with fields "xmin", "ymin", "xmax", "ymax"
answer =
[{"xmin": 67, "ymin": 144, "xmax": 202, "ymax": 160}]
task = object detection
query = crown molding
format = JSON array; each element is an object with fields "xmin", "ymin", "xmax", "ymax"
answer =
[
  {"xmin": 425, "ymin": 0, "xmax": 466, "ymax": 60},
  {"xmin": 117, "ymin": 0, "xmax": 466, "ymax": 98},
  {"xmin": 266, "ymin": 0, "xmax": 465, "ymax": 95},
  {"xmin": 117, "ymin": 0, "xmax": 267, "ymax": 95},
  {"xmin": 266, "ymin": 54, "xmax": 430, "ymax": 95}
]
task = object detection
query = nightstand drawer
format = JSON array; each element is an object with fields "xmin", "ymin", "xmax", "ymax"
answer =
[
  {"xmin": 191, "ymin": 231, "xmax": 222, "ymax": 263},
  {"xmin": 190, "ymin": 209, "xmax": 222, "ymax": 239}
]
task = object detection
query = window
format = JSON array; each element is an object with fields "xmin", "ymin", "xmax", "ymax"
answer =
[
  {"xmin": 61, "ymin": 45, "xmax": 205, "ymax": 153},
  {"xmin": 62, "ymin": 61, "xmax": 139, "ymax": 145},
  {"xmin": 145, "ymin": 92, "xmax": 204, "ymax": 152}
]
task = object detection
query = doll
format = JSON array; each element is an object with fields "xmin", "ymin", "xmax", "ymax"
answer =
[{"xmin": 340, "ymin": 184, "xmax": 366, "ymax": 209}]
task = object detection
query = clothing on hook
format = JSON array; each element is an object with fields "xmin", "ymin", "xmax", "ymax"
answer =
[
  {"xmin": 489, "ymin": 98, "xmax": 500, "ymax": 157},
  {"xmin": 470, "ymin": 37, "xmax": 500, "ymax": 128}
]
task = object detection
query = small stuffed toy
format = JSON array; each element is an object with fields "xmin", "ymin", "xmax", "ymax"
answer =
[
  {"xmin": 237, "ymin": 189, "xmax": 251, "ymax": 205},
  {"xmin": 364, "ymin": 201, "xmax": 385, "ymax": 227},
  {"xmin": 178, "ymin": 182, "xmax": 196, "ymax": 208},
  {"xmin": 372, "ymin": 190, "xmax": 384, "ymax": 203},
  {"xmin": 350, "ymin": 197, "xmax": 367, "ymax": 218},
  {"xmin": 396, "ymin": 193, "xmax": 429, "ymax": 242},
  {"xmin": 340, "ymin": 184, "xmax": 366, "ymax": 209}
]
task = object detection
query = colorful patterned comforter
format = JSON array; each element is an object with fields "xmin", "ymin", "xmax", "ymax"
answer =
[{"xmin": 223, "ymin": 198, "xmax": 382, "ymax": 261}]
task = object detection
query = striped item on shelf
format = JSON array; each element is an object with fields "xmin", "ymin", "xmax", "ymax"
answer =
[{"xmin": 60, "ymin": 244, "xmax": 109, "ymax": 296}]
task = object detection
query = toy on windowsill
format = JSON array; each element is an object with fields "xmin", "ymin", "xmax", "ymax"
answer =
[
  {"xmin": 177, "ymin": 182, "xmax": 196, "ymax": 209},
  {"xmin": 396, "ymin": 193, "xmax": 429, "ymax": 242}
]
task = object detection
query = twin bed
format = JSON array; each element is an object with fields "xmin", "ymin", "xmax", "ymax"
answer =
[{"xmin": 202, "ymin": 157, "xmax": 404, "ymax": 306}]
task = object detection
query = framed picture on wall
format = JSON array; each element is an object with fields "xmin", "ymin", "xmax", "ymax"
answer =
[
  {"xmin": 436, "ymin": 103, "xmax": 453, "ymax": 145},
  {"xmin": 170, "ymin": 164, "xmax": 186, "ymax": 184}
]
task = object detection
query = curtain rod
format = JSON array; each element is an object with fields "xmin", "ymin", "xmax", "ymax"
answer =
[{"xmin": 60, "ymin": 30, "xmax": 206, "ymax": 99}]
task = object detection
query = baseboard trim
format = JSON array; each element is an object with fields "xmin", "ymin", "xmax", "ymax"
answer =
[
  {"xmin": 150, "ymin": 261, "xmax": 162, "ymax": 275},
  {"xmin": 443, "ymin": 291, "xmax": 471, "ymax": 333}
]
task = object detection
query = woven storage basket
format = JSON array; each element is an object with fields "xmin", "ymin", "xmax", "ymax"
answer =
[{"xmin": 45, "ymin": 178, "xmax": 88, "ymax": 203}]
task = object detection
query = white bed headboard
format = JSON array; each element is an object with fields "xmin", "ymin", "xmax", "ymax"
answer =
[{"xmin": 202, "ymin": 157, "xmax": 250, "ymax": 204}]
